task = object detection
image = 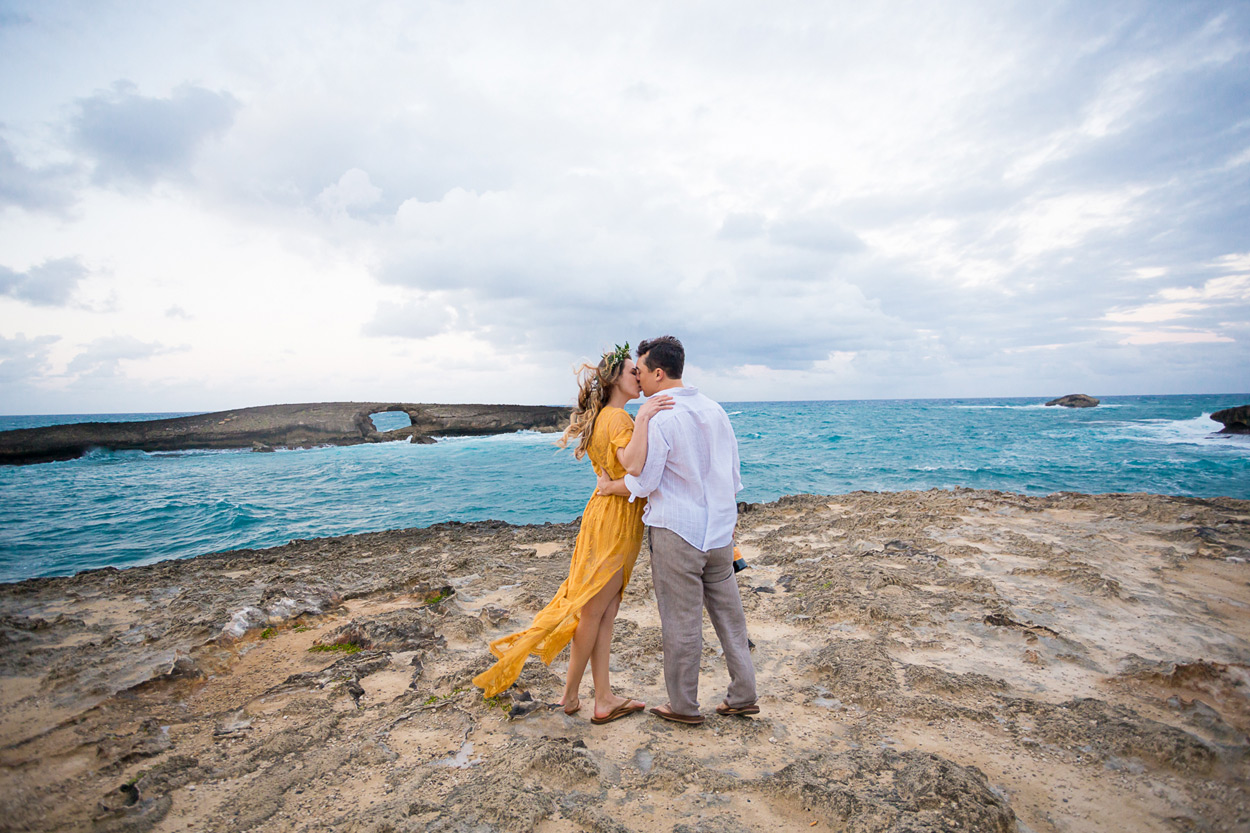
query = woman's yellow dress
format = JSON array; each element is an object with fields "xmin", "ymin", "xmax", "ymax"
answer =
[{"xmin": 473, "ymin": 406, "xmax": 645, "ymax": 698}]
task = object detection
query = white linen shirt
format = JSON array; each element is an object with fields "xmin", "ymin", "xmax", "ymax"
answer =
[{"xmin": 624, "ymin": 386, "xmax": 742, "ymax": 551}]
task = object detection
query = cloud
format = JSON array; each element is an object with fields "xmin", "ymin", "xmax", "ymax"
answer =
[
  {"xmin": 316, "ymin": 169, "xmax": 383, "ymax": 219},
  {"xmin": 768, "ymin": 214, "xmax": 866, "ymax": 254},
  {"xmin": 363, "ymin": 297, "xmax": 457, "ymax": 339},
  {"xmin": 717, "ymin": 213, "xmax": 765, "ymax": 240},
  {"xmin": 71, "ymin": 81, "xmax": 240, "ymax": 185},
  {"xmin": 1095, "ymin": 255, "xmax": 1250, "ymax": 347},
  {"xmin": 1104, "ymin": 302, "xmax": 1208, "ymax": 324},
  {"xmin": 66, "ymin": 336, "xmax": 185, "ymax": 378},
  {"xmin": 1158, "ymin": 268, "xmax": 1250, "ymax": 302},
  {"xmin": 0, "ymin": 3, "xmax": 1247, "ymax": 407},
  {"xmin": 0, "ymin": 333, "xmax": 58, "ymax": 385},
  {"xmin": 1109, "ymin": 329, "xmax": 1234, "ymax": 345},
  {"xmin": 371, "ymin": 184, "xmax": 898, "ymax": 372},
  {"xmin": 0, "ymin": 257, "xmax": 88, "ymax": 306},
  {"xmin": 0, "ymin": 133, "xmax": 78, "ymax": 211}
]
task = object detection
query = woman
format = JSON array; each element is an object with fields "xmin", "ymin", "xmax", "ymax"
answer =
[{"xmin": 472, "ymin": 343, "xmax": 671, "ymax": 724}]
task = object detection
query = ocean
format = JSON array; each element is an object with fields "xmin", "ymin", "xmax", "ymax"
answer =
[{"xmin": 1, "ymin": 394, "xmax": 1247, "ymax": 583}]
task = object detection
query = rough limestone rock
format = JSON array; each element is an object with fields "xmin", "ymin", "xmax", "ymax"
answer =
[
  {"xmin": 764, "ymin": 748, "xmax": 1018, "ymax": 833},
  {"xmin": 1045, "ymin": 394, "xmax": 1100, "ymax": 408},
  {"xmin": 1210, "ymin": 405, "xmax": 1250, "ymax": 434},
  {"xmin": 3, "ymin": 491, "xmax": 1249, "ymax": 832},
  {"xmin": 0, "ymin": 401, "xmax": 570, "ymax": 465}
]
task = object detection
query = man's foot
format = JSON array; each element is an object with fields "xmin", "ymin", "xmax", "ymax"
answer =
[
  {"xmin": 715, "ymin": 700, "xmax": 760, "ymax": 716},
  {"xmin": 648, "ymin": 703, "xmax": 704, "ymax": 725},
  {"xmin": 590, "ymin": 696, "xmax": 645, "ymax": 725}
]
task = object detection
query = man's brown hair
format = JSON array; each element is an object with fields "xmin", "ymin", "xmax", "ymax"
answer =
[{"xmin": 637, "ymin": 335, "xmax": 684, "ymax": 379}]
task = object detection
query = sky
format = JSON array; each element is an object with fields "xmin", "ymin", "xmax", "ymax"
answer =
[{"xmin": 0, "ymin": 1, "xmax": 1247, "ymax": 413}]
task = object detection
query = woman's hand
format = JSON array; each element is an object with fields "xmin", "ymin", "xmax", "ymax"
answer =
[
  {"xmin": 636, "ymin": 393, "xmax": 674, "ymax": 422},
  {"xmin": 596, "ymin": 470, "xmax": 631, "ymax": 496}
]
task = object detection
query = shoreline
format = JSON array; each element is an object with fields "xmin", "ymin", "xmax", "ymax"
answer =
[
  {"xmin": 7, "ymin": 485, "xmax": 1250, "ymax": 587},
  {"xmin": 2, "ymin": 488, "xmax": 1248, "ymax": 831}
]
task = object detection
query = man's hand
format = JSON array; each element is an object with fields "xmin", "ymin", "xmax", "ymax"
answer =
[
  {"xmin": 636, "ymin": 393, "xmax": 674, "ymax": 421},
  {"xmin": 596, "ymin": 469, "xmax": 614, "ymax": 495}
]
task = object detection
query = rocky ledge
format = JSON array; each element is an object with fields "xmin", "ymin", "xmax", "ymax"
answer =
[
  {"xmin": 1045, "ymin": 394, "xmax": 1100, "ymax": 408},
  {"xmin": 1, "ymin": 490, "xmax": 1247, "ymax": 832},
  {"xmin": 0, "ymin": 402, "xmax": 571, "ymax": 466},
  {"xmin": 1211, "ymin": 405, "xmax": 1250, "ymax": 435}
]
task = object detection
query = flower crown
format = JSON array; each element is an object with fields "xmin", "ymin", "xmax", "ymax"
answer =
[{"xmin": 604, "ymin": 342, "xmax": 630, "ymax": 370}]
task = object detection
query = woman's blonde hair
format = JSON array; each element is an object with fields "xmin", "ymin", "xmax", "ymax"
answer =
[{"xmin": 558, "ymin": 346, "xmax": 629, "ymax": 459}]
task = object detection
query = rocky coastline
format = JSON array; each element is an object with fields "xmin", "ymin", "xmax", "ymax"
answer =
[
  {"xmin": 1, "ymin": 489, "xmax": 1248, "ymax": 832},
  {"xmin": 0, "ymin": 402, "xmax": 571, "ymax": 466}
]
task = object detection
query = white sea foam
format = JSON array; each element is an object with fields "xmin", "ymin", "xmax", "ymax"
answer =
[
  {"xmin": 952, "ymin": 403, "xmax": 1124, "ymax": 410},
  {"xmin": 1119, "ymin": 414, "xmax": 1248, "ymax": 451},
  {"xmin": 146, "ymin": 447, "xmax": 249, "ymax": 458},
  {"xmin": 429, "ymin": 430, "xmax": 559, "ymax": 447}
]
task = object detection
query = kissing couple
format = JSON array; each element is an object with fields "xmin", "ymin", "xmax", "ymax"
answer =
[{"xmin": 473, "ymin": 335, "xmax": 758, "ymax": 725}]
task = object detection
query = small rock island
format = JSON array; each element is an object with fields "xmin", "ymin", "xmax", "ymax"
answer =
[
  {"xmin": 0, "ymin": 402, "xmax": 571, "ymax": 466},
  {"xmin": 1044, "ymin": 394, "xmax": 1100, "ymax": 408}
]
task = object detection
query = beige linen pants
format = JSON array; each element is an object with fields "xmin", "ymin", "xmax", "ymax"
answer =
[{"xmin": 648, "ymin": 527, "xmax": 757, "ymax": 715}]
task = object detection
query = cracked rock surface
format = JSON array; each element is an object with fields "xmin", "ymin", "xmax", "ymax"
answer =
[{"xmin": 1, "ymin": 489, "xmax": 1248, "ymax": 832}]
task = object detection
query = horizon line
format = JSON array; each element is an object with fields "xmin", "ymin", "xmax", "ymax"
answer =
[{"xmin": 2, "ymin": 390, "xmax": 1248, "ymax": 418}]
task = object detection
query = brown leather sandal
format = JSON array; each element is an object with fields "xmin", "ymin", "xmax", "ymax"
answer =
[
  {"xmin": 649, "ymin": 704, "xmax": 705, "ymax": 725},
  {"xmin": 715, "ymin": 701, "xmax": 760, "ymax": 716},
  {"xmin": 590, "ymin": 699, "xmax": 645, "ymax": 724}
]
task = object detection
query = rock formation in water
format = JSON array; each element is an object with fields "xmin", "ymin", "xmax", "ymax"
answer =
[
  {"xmin": 1211, "ymin": 405, "xmax": 1250, "ymax": 435},
  {"xmin": 1044, "ymin": 394, "xmax": 1100, "ymax": 408},
  {"xmin": 0, "ymin": 402, "xmax": 571, "ymax": 466}
]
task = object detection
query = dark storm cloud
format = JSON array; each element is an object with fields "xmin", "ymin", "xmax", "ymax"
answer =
[
  {"xmin": 0, "ymin": 257, "xmax": 88, "ymax": 306},
  {"xmin": 71, "ymin": 81, "xmax": 240, "ymax": 185}
]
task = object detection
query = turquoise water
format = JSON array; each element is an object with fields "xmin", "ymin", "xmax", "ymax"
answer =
[{"xmin": 1, "ymin": 394, "xmax": 1246, "ymax": 582}]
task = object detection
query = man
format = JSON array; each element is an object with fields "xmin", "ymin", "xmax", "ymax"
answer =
[{"xmin": 621, "ymin": 335, "xmax": 758, "ymax": 724}]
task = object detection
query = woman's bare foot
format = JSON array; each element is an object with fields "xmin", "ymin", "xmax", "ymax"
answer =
[
  {"xmin": 556, "ymin": 695, "xmax": 580, "ymax": 715},
  {"xmin": 592, "ymin": 693, "xmax": 644, "ymax": 721}
]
